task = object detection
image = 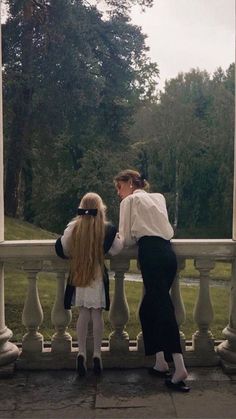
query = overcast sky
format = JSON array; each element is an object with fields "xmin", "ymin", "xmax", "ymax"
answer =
[{"xmin": 131, "ymin": 0, "xmax": 235, "ymax": 90}]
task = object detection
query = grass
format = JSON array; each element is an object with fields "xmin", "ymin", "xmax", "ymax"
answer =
[
  {"xmin": 5, "ymin": 216, "xmax": 58, "ymax": 240},
  {"xmin": 3, "ymin": 216, "xmax": 231, "ymax": 343},
  {"xmin": 129, "ymin": 259, "xmax": 231, "ymax": 281}
]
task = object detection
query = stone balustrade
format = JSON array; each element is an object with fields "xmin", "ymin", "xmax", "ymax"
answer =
[{"xmin": 0, "ymin": 239, "xmax": 236, "ymax": 371}]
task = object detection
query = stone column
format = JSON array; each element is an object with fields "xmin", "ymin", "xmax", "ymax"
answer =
[
  {"xmin": 170, "ymin": 259, "xmax": 186, "ymax": 351},
  {"xmin": 233, "ymin": 16, "xmax": 236, "ymax": 241},
  {"xmin": 22, "ymin": 263, "xmax": 44, "ymax": 353},
  {"xmin": 0, "ymin": 15, "xmax": 19, "ymax": 367},
  {"xmin": 109, "ymin": 257, "xmax": 130, "ymax": 353},
  {"xmin": 51, "ymin": 271, "xmax": 72, "ymax": 353},
  {"xmin": 217, "ymin": 259, "xmax": 236, "ymax": 370},
  {"xmin": 192, "ymin": 259, "xmax": 218, "ymax": 364},
  {"xmin": 137, "ymin": 282, "xmax": 145, "ymax": 352}
]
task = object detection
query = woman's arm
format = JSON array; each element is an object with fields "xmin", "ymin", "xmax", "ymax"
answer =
[
  {"xmin": 108, "ymin": 233, "xmax": 124, "ymax": 255},
  {"xmin": 119, "ymin": 197, "xmax": 136, "ymax": 247}
]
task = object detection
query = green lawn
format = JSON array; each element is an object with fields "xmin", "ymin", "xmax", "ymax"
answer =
[
  {"xmin": 129, "ymin": 258, "xmax": 231, "ymax": 281},
  {"xmin": 5, "ymin": 216, "xmax": 58, "ymax": 240}
]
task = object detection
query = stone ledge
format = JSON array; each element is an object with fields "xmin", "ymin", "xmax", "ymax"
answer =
[{"xmin": 15, "ymin": 345, "xmax": 221, "ymax": 370}]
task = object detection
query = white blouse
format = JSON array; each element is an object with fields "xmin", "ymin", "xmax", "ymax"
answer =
[
  {"xmin": 118, "ymin": 189, "xmax": 174, "ymax": 246},
  {"xmin": 60, "ymin": 220, "xmax": 123, "ymax": 257}
]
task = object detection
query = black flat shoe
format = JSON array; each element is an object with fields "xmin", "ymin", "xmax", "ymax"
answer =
[
  {"xmin": 76, "ymin": 355, "xmax": 86, "ymax": 377},
  {"xmin": 93, "ymin": 357, "xmax": 102, "ymax": 376},
  {"xmin": 148, "ymin": 367, "xmax": 171, "ymax": 378},
  {"xmin": 165, "ymin": 378, "xmax": 190, "ymax": 392}
]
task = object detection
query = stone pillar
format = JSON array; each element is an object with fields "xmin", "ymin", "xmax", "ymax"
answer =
[
  {"xmin": 0, "ymin": 263, "xmax": 19, "ymax": 366},
  {"xmin": 109, "ymin": 257, "xmax": 130, "ymax": 353},
  {"xmin": 0, "ymin": 15, "xmax": 19, "ymax": 367},
  {"xmin": 22, "ymin": 264, "xmax": 44, "ymax": 353},
  {"xmin": 192, "ymin": 259, "xmax": 218, "ymax": 364},
  {"xmin": 51, "ymin": 271, "xmax": 72, "ymax": 353},
  {"xmin": 137, "ymin": 283, "xmax": 145, "ymax": 352},
  {"xmin": 170, "ymin": 259, "xmax": 186, "ymax": 351},
  {"xmin": 217, "ymin": 259, "xmax": 236, "ymax": 370},
  {"xmin": 233, "ymin": 15, "xmax": 236, "ymax": 241}
]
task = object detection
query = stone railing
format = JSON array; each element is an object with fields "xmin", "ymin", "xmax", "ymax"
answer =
[{"xmin": 0, "ymin": 239, "xmax": 236, "ymax": 371}]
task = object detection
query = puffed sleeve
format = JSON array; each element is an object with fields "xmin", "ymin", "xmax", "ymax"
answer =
[
  {"xmin": 55, "ymin": 220, "xmax": 76, "ymax": 258},
  {"xmin": 119, "ymin": 197, "xmax": 136, "ymax": 247}
]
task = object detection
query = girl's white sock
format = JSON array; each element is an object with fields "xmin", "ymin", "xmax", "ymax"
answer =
[
  {"xmin": 76, "ymin": 307, "xmax": 91, "ymax": 359},
  {"xmin": 91, "ymin": 308, "xmax": 104, "ymax": 359}
]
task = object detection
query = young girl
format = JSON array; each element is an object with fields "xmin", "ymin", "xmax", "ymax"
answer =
[
  {"xmin": 114, "ymin": 169, "xmax": 190, "ymax": 393},
  {"xmin": 55, "ymin": 192, "xmax": 122, "ymax": 376}
]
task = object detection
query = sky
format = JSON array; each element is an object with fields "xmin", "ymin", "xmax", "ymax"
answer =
[
  {"xmin": 1, "ymin": 0, "xmax": 234, "ymax": 91},
  {"xmin": 131, "ymin": 0, "xmax": 235, "ymax": 90}
]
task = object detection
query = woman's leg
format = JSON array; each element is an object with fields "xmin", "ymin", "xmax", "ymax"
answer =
[
  {"xmin": 154, "ymin": 351, "xmax": 169, "ymax": 372},
  {"xmin": 171, "ymin": 353, "xmax": 188, "ymax": 383},
  {"xmin": 138, "ymin": 238, "xmax": 183, "ymax": 358}
]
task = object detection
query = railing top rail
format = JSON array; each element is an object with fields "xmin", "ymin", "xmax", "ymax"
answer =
[{"xmin": 0, "ymin": 239, "xmax": 235, "ymax": 261}]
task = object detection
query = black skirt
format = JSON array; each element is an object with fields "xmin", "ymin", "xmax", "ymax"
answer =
[{"xmin": 138, "ymin": 236, "xmax": 182, "ymax": 360}]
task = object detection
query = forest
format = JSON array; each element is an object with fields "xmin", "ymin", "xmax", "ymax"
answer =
[{"xmin": 2, "ymin": 0, "xmax": 234, "ymax": 237}]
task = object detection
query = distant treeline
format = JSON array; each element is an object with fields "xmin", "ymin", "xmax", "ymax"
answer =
[{"xmin": 2, "ymin": 1, "xmax": 234, "ymax": 237}]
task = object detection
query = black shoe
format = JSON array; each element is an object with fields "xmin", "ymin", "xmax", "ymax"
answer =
[
  {"xmin": 76, "ymin": 355, "xmax": 86, "ymax": 377},
  {"xmin": 93, "ymin": 357, "xmax": 102, "ymax": 376},
  {"xmin": 148, "ymin": 367, "xmax": 171, "ymax": 378},
  {"xmin": 165, "ymin": 378, "xmax": 190, "ymax": 392}
]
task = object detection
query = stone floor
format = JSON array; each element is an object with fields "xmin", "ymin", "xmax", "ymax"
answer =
[{"xmin": 0, "ymin": 366, "xmax": 236, "ymax": 418}]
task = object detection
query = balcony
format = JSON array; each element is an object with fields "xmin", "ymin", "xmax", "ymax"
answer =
[{"xmin": 0, "ymin": 239, "xmax": 236, "ymax": 372}]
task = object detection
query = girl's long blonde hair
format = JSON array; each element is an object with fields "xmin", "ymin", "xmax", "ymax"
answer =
[{"xmin": 69, "ymin": 193, "xmax": 106, "ymax": 287}]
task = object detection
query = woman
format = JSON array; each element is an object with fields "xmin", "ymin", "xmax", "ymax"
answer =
[
  {"xmin": 55, "ymin": 192, "xmax": 122, "ymax": 376},
  {"xmin": 114, "ymin": 169, "xmax": 190, "ymax": 392}
]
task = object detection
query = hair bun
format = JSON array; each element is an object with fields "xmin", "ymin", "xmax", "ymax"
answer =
[{"xmin": 140, "ymin": 173, "xmax": 147, "ymax": 181}]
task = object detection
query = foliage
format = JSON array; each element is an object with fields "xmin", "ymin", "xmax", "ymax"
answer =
[
  {"xmin": 129, "ymin": 66, "xmax": 234, "ymax": 237},
  {"xmin": 2, "ymin": 1, "xmax": 234, "ymax": 238},
  {"xmin": 3, "ymin": 0, "xmax": 158, "ymax": 228}
]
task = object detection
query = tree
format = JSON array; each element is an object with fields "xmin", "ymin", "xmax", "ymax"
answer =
[
  {"xmin": 128, "ymin": 65, "xmax": 234, "ymax": 237},
  {"xmin": 3, "ymin": 0, "xmax": 158, "ymax": 225}
]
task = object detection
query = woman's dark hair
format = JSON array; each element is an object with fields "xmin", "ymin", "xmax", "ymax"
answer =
[{"xmin": 114, "ymin": 169, "xmax": 150, "ymax": 191}]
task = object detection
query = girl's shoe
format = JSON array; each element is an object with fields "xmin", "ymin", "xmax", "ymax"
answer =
[
  {"xmin": 76, "ymin": 354, "xmax": 87, "ymax": 377},
  {"xmin": 93, "ymin": 357, "xmax": 102, "ymax": 375}
]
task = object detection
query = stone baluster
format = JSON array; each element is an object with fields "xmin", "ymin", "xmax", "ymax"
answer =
[
  {"xmin": 109, "ymin": 256, "xmax": 130, "ymax": 353},
  {"xmin": 135, "ymin": 257, "xmax": 145, "ymax": 352},
  {"xmin": 192, "ymin": 259, "xmax": 217, "ymax": 363},
  {"xmin": 51, "ymin": 270, "xmax": 72, "ymax": 353},
  {"xmin": 0, "ymin": 262, "xmax": 19, "ymax": 366},
  {"xmin": 217, "ymin": 259, "xmax": 236, "ymax": 371},
  {"xmin": 22, "ymin": 262, "xmax": 44, "ymax": 353},
  {"xmin": 170, "ymin": 259, "xmax": 186, "ymax": 351},
  {"xmin": 137, "ymin": 282, "xmax": 145, "ymax": 352}
]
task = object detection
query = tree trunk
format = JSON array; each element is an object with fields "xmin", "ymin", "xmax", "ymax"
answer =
[{"xmin": 4, "ymin": 1, "xmax": 34, "ymax": 217}]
